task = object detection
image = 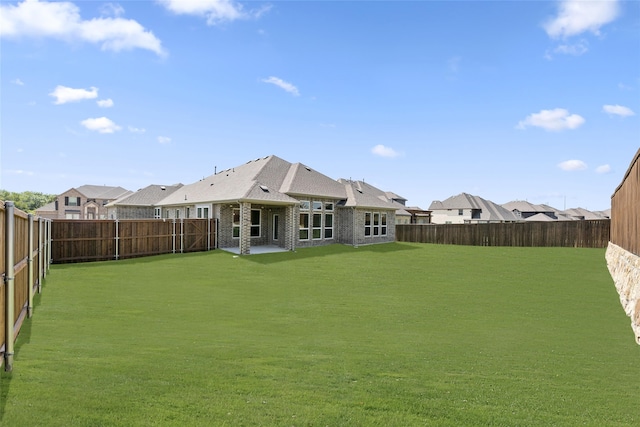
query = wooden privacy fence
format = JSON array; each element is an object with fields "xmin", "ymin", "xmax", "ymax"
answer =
[
  {"xmin": 396, "ymin": 220, "xmax": 610, "ymax": 248},
  {"xmin": 51, "ymin": 218, "xmax": 217, "ymax": 263},
  {"xmin": 1, "ymin": 201, "xmax": 52, "ymax": 372},
  {"xmin": 610, "ymin": 148, "xmax": 640, "ymax": 256}
]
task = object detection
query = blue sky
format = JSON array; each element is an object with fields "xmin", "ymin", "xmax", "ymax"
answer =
[{"xmin": 1, "ymin": 0, "xmax": 638, "ymax": 211}]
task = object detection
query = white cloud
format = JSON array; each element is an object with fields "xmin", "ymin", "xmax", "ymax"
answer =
[
  {"xmin": 158, "ymin": 136, "xmax": 171, "ymax": 144},
  {"xmin": 544, "ymin": 0, "xmax": 620, "ymax": 38},
  {"xmin": 81, "ymin": 117, "xmax": 121, "ymax": 133},
  {"xmin": 553, "ymin": 40, "xmax": 589, "ymax": 56},
  {"xmin": 50, "ymin": 85, "xmax": 98, "ymax": 104},
  {"xmin": 372, "ymin": 144, "xmax": 400, "ymax": 158},
  {"xmin": 100, "ymin": 3, "xmax": 125, "ymax": 18},
  {"xmin": 261, "ymin": 76, "xmax": 300, "ymax": 96},
  {"xmin": 158, "ymin": 0, "xmax": 270, "ymax": 25},
  {"xmin": 596, "ymin": 164, "xmax": 611, "ymax": 174},
  {"xmin": 0, "ymin": 0, "xmax": 165, "ymax": 56},
  {"xmin": 12, "ymin": 78, "xmax": 24, "ymax": 85},
  {"xmin": 97, "ymin": 98, "xmax": 114, "ymax": 108},
  {"xmin": 128, "ymin": 126, "xmax": 146, "ymax": 134},
  {"xmin": 516, "ymin": 108, "xmax": 585, "ymax": 131},
  {"xmin": 558, "ymin": 159, "xmax": 587, "ymax": 171},
  {"xmin": 5, "ymin": 169, "xmax": 35, "ymax": 176},
  {"xmin": 603, "ymin": 104, "xmax": 635, "ymax": 117}
]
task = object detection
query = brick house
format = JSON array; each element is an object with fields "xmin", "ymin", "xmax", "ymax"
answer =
[
  {"xmin": 105, "ymin": 184, "xmax": 183, "ymax": 219},
  {"xmin": 36, "ymin": 185, "xmax": 131, "ymax": 220},
  {"xmin": 155, "ymin": 155, "xmax": 400, "ymax": 255}
]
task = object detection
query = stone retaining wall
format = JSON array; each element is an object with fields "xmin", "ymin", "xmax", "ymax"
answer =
[{"xmin": 606, "ymin": 242, "xmax": 640, "ymax": 344}]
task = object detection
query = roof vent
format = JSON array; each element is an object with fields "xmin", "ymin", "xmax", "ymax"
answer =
[
  {"xmin": 305, "ymin": 166, "xmax": 311, "ymax": 171},
  {"xmin": 161, "ymin": 186, "xmax": 166, "ymax": 190},
  {"xmin": 259, "ymin": 185, "xmax": 269, "ymax": 192}
]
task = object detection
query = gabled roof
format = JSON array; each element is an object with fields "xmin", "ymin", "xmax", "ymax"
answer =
[
  {"xmin": 560, "ymin": 207, "xmax": 605, "ymax": 220},
  {"xmin": 280, "ymin": 162, "xmax": 347, "ymax": 199},
  {"xmin": 502, "ymin": 200, "xmax": 555, "ymax": 214},
  {"xmin": 106, "ymin": 184, "xmax": 183, "ymax": 207},
  {"xmin": 524, "ymin": 212, "xmax": 556, "ymax": 222},
  {"xmin": 337, "ymin": 180, "xmax": 398, "ymax": 210},
  {"xmin": 429, "ymin": 193, "xmax": 519, "ymax": 222},
  {"xmin": 74, "ymin": 185, "xmax": 131, "ymax": 200},
  {"xmin": 35, "ymin": 201, "xmax": 56, "ymax": 212},
  {"xmin": 157, "ymin": 155, "xmax": 347, "ymax": 207}
]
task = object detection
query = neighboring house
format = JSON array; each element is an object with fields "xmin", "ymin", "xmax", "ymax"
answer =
[
  {"xmin": 405, "ymin": 207, "xmax": 432, "ymax": 224},
  {"xmin": 105, "ymin": 184, "xmax": 183, "ymax": 219},
  {"xmin": 40, "ymin": 185, "xmax": 131, "ymax": 219},
  {"xmin": 34, "ymin": 201, "xmax": 57, "ymax": 219},
  {"xmin": 155, "ymin": 155, "xmax": 399, "ymax": 254},
  {"xmin": 502, "ymin": 200, "xmax": 558, "ymax": 221},
  {"xmin": 429, "ymin": 193, "xmax": 519, "ymax": 224},
  {"xmin": 560, "ymin": 207, "xmax": 608, "ymax": 221}
]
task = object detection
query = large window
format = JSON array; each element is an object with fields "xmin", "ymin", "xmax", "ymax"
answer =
[
  {"xmin": 364, "ymin": 212, "xmax": 371, "ymax": 236},
  {"xmin": 313, "ymin": 213, "xmax": 322, "ymax": 239},
  {"xmin": 324, "ymin": 213, "xmax": 333, "ymax": 239},
  {"xmin": 154, "ymin": 208, "xmax": 161, "ymax": 219},
  {"xmin": 65, "ymin": 196, "xmax": 80, "ymax": 206},
  {"xmin": 381, "ymin": 213, "xmax": 387, "ymax": 236},
  {"xmin": 250, "ymin": 209, "xmax": 261, "ymax": 237},
  {"xmin": 232, "ymin": 209, "xmax": 240, "ymax": 238},
  {"xmin": 373, "ymin": 213, "xmax": 380, "ymax": 236},
  {"xmin": 365, "ymin": 212, "xmax": 388, "ymax": 237},
  {"xmin": 197, "ymin": 205, "xmax": 210, "ymax": 219},
  {"xmin": 232, "ymin": 208, "xmax": 262, "ymax": 238},
  {"xmin": 299, "ymin": 213, "xmax": 309, "ymax": 240}
]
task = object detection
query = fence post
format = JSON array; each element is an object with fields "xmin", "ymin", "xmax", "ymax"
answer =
[
  {"xmin": 28, "ymin": 214, "xmax": 34, "ymax": 318},
  {"xmin": 46, "ymin": 219, "xmax": 51, "ymax": 272},
  {"xmin": 38, "ymin": 218, "xmax": 43, "ymax": 292},
  {"xmin": 180, "ymin": 218, "xmax": 184, "ymax": 253},
  {"xmin": 115, "ymin": 219, "xmax": 119, "ymax": 260},
  {"xmin": 172, "ymin": 219, "xmax": 176, "ymax": 254},
  {"xmin": 4, "ymin": 202, "xmax": 15, "ymax": 372}
]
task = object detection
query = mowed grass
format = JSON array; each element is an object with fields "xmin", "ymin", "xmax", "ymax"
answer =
[{"xmin": 1, "ymin": 243, "xmax": 639, "ymax": 426}]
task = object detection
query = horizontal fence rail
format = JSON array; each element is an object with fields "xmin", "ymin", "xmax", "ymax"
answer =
[
  {"xmin": 611, "ymin": 148, "xmax": 640, "ymax": 256},
  {"xmin": 51, "ymin": 218, "xmax": 217, "ymax": 263},
  {"xmin": 396, "ymin": 220, "xmax": 610, "ymax": 248},
  {"xmin": 1, "ymin": 201, "xmax": 51, "ymax": 372}
]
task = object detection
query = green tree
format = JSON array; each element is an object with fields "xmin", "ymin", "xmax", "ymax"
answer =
[{"xmin": 0, "ymin": 190, "xmax": 56, "ymax": 214}]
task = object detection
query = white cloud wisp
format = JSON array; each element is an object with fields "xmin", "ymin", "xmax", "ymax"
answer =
[
  {"xmin": 97, "ymin": 98, "xmax": 114, "ymax": 108},
  {"xmin": 81, "ymin": 117, "xmax": 121, "ymax": 133},
  {"xmin": 158, "ymin": 0, "xmax": 270, "ymax": 25},
  {"xmin": 261, "ymin": 76, "xmax": 300, "ymax": 96},
  {"xmin": 603, "ymin": 104, "xmax": 635, "ymax": 117},
  {"xmin": 372, "ymin": 144, "xmax": 400, "ymax": 158},
  {"xmin": 50, "ymin": 85, "xmax": 98, "ymax": 104},
  {"xmin": 558, "ymin": 159, "xmax": 587, "ymax": 171},
  {"xmin": 517, "ymin": 108, "xmax": 585, "ymax": 131}
]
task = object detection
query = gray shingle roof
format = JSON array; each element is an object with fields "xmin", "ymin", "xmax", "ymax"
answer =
[
  {"xmin": 339, "ymin": 180, "xmax": 398, "ymax": 210},
  {"xmin": 75, "ymin": 185, "xmax": 131, "ymax": 200},
  {"xmin": 107, "ymin": 184, "xmax": 183, "ymax": 207},
  {"xmin": 429, "ymin": 193, "xmax": 518, "ymax": 222},
  {"xmin": 157, "ymin": 155, "xmax": 341, "ymax": 207}
]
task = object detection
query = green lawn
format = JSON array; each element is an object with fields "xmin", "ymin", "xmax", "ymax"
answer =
[{"xmin": 1, "ymin": 243, "xmax": 638, "ymax": 426}]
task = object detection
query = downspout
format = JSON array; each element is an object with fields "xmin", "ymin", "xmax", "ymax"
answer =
[{"xmin": 4, "ymin": 202, "xmax": 15, "ymax": 372}]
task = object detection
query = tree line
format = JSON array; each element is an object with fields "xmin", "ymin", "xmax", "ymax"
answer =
[{"xmin": 0, "ymin": 190, "xmax": 56, "ymax": 214}]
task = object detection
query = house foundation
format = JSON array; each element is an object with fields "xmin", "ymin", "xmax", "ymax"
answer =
[{"xmin": 606, "ymin": 242, "xmax": 640, "ymax": 345}]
